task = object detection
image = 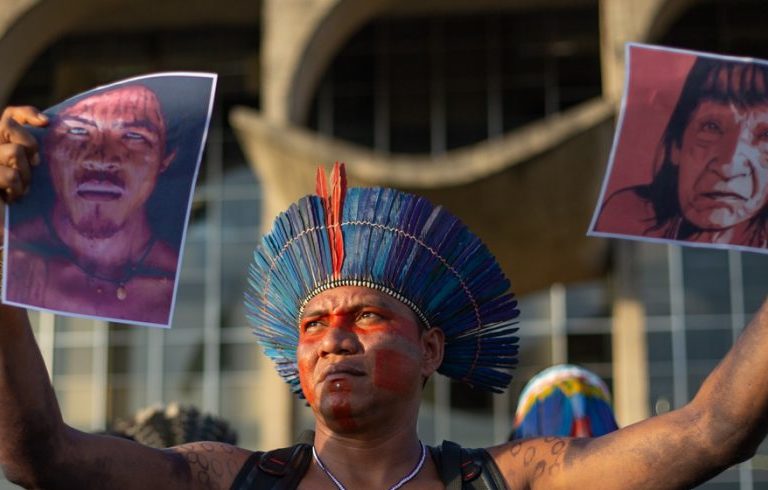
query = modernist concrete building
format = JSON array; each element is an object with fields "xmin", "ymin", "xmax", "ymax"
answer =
[{"xmin": 0, "ymin": 0, "xmax": 767, "ymax": 488}]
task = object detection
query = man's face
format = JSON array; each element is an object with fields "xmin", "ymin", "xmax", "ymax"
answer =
[
  {"xmin": 297, "ymin": 286, "xmax": 436, "ymax": 432},
  {"xmin": 674, "ymin": 100, "xmax": 768, "ymax": 230},
  {"xmin": 46, "ymin": 85, "xmax": 173, "ymax": 239}
]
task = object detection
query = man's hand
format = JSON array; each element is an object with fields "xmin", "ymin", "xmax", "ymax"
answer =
[{"xmin": 0, "ymin": 106, "xmax": 48, "ymax": 202}]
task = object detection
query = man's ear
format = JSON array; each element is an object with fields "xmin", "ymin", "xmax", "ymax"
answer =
[
  {"xmin": 160, "ymin": 148, "xmax": 177, "ymax": 173},
  {"xmin": 420, "ymin": 327, "xmax": 444, "ymax": 379}
]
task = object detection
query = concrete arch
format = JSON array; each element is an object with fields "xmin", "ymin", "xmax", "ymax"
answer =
[
  {"xmin": 270, "ymin": 0, "xmax": 610, "ymax": 186},
  {"xmin": 285, "ymin": 0, "xmax": 394, "ymax": 126},
  {"xmin": 645, "ymin": 0, "xmax": 699, "ymax": 43},
  {"xmin": 0, "ymin": 0, "xmax": 75, "ymax": 104}
]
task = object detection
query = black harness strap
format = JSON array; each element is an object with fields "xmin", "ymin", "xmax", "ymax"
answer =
[
  {"xmin": 229, "ymin": 444, "xmax": 312, "ymax": 490},
  {"xmin": 429, "ymin": 441, "xmax": 508, "ymax": 490},
  {"xmin": 230, "ymin": 452, "xmax": 263, "ymax": 489},
  {"xmin": 437, "ymin": 440, "xmax": 464, "ymax": 490},
  {"xmin": 230, "ymin": 434, "xmax": 508, "ymax": 490}
]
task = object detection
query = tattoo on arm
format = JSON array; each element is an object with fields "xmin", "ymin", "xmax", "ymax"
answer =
[
  {"xmin": 173, "ymin": 442, "xmax": 241, "ymax": 490},
  {"xmin": 508, "ymin": 436, "xmax": 568, "ymax": 483}
]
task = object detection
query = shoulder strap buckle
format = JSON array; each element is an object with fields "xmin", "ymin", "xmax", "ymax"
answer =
[{"xmin": 257, "ymin": 443, "xmax": 311, "ymax": 477}]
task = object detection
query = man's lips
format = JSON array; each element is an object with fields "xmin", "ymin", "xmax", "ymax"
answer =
[
  {"xmin": 699, "ymin": 191, "xmax": 747, "ymax": 202},
  {"xmin": 320, "ymin": 363, "xmax": 366, "ymax": 382},
  {"xmin": 75, "ymin": 171, "xmax": 125, "ymax": 201},
  {"xmin": 76, "ymin": 181, "xmax": 124, "ymax": 201}
]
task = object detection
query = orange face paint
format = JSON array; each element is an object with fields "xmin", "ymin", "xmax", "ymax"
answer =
[{"xmin": 298, "ymin": 358, "xmax": 316, "ymax": 406}]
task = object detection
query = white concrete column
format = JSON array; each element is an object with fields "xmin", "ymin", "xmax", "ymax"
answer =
[
  {"xmin": 611, "ymin": 241, "xmax": 650, "ymax": 426},
  {"xmin": 261, "ymin": 0, "xmax": 340, "ymax": 123},
  {"xmin": 599, "ymin": 0, "xmax": 667, "ymax": 104},
  {"xmin": 261, "ymin": 0, "xmax": 395, "ymax": 125}
]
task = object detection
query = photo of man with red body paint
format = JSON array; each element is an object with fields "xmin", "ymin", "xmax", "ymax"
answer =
[
  {"xmin": 3, "ymin": 74, "xmax": 215, "ymax": 326},
  {"xmin": 591, "ymin": 44, "xmax": 768, "ymax": 253}
]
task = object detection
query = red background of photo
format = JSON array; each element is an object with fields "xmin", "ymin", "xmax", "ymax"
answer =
[{"xmin": 600, "ymin": 46, "xmax": 697, "ymax": 201}]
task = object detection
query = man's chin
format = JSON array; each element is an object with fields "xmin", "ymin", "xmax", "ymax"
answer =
[
  {"xmin": 72, "ymin": 218, "xmax": 123, "ymax": 239},
  {"xmin": 684, "ymin": 208, "xmax": 743, "ymax": 231}
]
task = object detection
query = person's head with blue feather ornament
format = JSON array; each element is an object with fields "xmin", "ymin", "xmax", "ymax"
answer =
[{"xmin": 245, "ymin": 162, "xmax": 521, "ymax": 438}]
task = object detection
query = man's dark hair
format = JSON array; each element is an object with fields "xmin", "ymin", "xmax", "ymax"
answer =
[{"xmin": 639, "ymin": 56, "xmax": 768, "ymax": 244}]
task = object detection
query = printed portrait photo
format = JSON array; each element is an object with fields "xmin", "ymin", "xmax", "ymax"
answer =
[
  {"xmin": 3, "ymin": 72, "xmax": 217, "ymax": 327},
  {"xmin": 589, "ymin": 44, "xmax": 768, "ymax": 254}
]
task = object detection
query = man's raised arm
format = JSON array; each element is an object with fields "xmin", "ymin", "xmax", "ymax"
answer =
[
  {"xmin": 489, "ymin": 296, "xmax": 768, "ymax": 489},
  {"xmin": 0, "ymin": 107, "xmax": 250, "ymax": 489}
]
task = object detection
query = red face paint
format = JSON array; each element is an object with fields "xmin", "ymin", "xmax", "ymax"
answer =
[
  {"xmin": 373, "ymin": 349, "xmax": 419, "ymax": 394},
  {"xmin": 331, "ymin": 400, "xmax": 358, "ymax": 431}
]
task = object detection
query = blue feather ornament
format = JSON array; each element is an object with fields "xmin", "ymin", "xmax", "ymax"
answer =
[{"xmin": 245, "ymin": 164, "xmax": 520, "ymax": 396}]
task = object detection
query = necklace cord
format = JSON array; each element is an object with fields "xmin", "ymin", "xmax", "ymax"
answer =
[{"xmin": 312, "ymin": 441, "xmax": 426, "ymax": 490}]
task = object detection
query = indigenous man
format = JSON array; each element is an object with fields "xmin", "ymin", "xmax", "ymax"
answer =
[
  {"xmin": 5, "ymin": 85, "xmax": 178, "ymax": 324},
  {"xmin": 1, "ymin": 106, "xmax": 768, "ymax": 489}
]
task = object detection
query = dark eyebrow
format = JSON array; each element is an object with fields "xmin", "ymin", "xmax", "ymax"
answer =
[
  {"xmin": 300, "ymin": 307, "xmax": 326, "ymax": 319},
  {"xmin": 58, "ymin": 115, "xmax": 161, "ymax": 137}
]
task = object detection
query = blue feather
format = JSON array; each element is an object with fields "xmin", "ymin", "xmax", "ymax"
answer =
[{"xmin": 245, "ymin": 183, "xmax": 521, "ymax": 396}]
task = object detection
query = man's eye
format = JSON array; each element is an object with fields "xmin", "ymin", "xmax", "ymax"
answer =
[
  {"xmin": 700, "ymin": 120, "xmax": 723, "ymax": 134},
  {"xmin": 124, "ymin": 131, "xmax": 149, "ymax": 142},
  {"xmin": 67, "ymin": 127, "xmax": 89, "ymax": 136},
  {"xmin": 302, "ymin": 320, "xmax": 323, "ymax": 332},
  {"xmin": 359, "ymin": 311, "xmax": 382, "ymax": 321}
]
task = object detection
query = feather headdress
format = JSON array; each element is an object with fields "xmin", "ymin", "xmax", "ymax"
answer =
[
  {"xmin": 511, "ymin": 364, "xmax": 618, "ymax": 439},
  {"xmin": 245, "ymin": 162, "xmax": 520, "ymax": 396}
]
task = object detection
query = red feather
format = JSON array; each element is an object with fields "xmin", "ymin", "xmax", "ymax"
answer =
[
  {"xmin": 315, "ymin": 166, "xmax": 328, "ymax": 200},
  {"xmin": 329, "ymin": 162, "xmax": 346, "ymax": 278},
  {"xmin": 315, "ymin": 163, "xmax": 347, "ymax": 279}
]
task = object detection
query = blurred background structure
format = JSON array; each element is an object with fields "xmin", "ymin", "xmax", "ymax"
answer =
[{"xmin": 0, "ymin": 0, "xmax": 767, "ymax": 488}]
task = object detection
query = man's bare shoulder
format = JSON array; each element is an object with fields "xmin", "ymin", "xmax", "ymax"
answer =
[
  {"xmin": 145, "ymin": 238, "xmax": 179, "ymax": 272},
  {"xmin": 5, "ymin": 217, "xmax": 57, "ymax": 304},
  {"xmin": 169, "ymin": 442, "xmax": 253, "ymax": 489},
  {"xmin": 9, "ymin": 216, "xmax": 54, "ymax": 245},
  {"xmin": 594, "ymin": 187, "xmax": 658, "ymax": 235}
]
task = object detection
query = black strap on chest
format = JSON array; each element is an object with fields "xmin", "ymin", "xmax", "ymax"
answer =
[
  {"xmin": 229, "ymin": 443, "xmax": 312, "ymax": 490},
  {"xmin": 429, "ymin": 440, "xmax": 508, "ymax": 490},
  {"xmin": 230, "ymin": 431, "xmax": 314, "ymax": 490},
  {"xmin": 229, "ymin": 434, "xmax": 507, "ymax": 490}
]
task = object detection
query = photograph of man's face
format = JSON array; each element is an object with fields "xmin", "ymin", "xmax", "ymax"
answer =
[
  {"xmin": 3, "ymin": 73, "xmax": 217, "ymax": 328},
  {"xmin": 47, "ymin": 85, "xmax": 176, "ymax": 240},
  {"xmin": 589, "ymin": 44, "xmax": 768, "ymax": 254},
  {"xmin": 673, "ymin": 99, "xmax": 768, "ymax": 230}
]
